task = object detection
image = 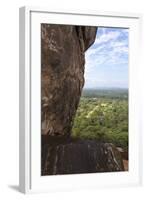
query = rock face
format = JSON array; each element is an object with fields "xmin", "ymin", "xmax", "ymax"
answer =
[
  {"xmin": 41, "ymin": 24, "xmax": 97, "ymax": 136},
  {"xmin": 41, "ymin": 138, "xmax": 124, "ymax": 175}
]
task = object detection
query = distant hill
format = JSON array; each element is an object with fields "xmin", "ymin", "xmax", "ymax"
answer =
[{"xmin": 82, "ymin": 88, "xmax": 128, "ymax": 99}]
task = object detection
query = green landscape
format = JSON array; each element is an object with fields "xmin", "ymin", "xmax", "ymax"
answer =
[{"xmin": 72, "ymin": 88, "xmax": 128, "ymax": 151}]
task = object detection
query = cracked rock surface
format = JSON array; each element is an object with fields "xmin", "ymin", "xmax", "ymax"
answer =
[
  {"xmin": 41, "ymin": 138, "xmax": 124, "ymax": 175},
  {"xmin": 41, "ymin": 24, "xmax": 97, "ymax": 136}
]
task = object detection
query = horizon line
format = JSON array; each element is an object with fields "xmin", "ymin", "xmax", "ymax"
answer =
[{"xmin": 83, "ymin": 87, "xmax": 128, "ymax": 90}]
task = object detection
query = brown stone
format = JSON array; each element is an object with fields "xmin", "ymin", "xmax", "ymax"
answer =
[
  {"xmin": 41, "ymin": 24, "xmax": 97, "ymax": 136},
  {"xmin": 41, "ymin": 138, "xmax": 124, "ymax": 175}
]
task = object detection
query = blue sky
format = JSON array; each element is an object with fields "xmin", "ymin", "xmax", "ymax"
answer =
[{"xmin": 84, "ymin": 27, "xmax": 129, "ymax": 89}]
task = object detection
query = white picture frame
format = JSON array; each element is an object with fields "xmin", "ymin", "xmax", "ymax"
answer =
[{"xmin": 19, "ymin": 6, "xmax": 143, "ymax": 194}]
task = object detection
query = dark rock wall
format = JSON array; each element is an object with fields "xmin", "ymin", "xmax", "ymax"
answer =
[
  {"xmin": 42, "ymin": 139, "xmax": 124, "ymax": 175},
  {"xmin": 41, "ymin": 24, "xmax": 97, "ymax": 136}
]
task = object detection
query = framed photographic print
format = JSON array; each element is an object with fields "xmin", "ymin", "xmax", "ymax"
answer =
[{"xmin": 19, "ymin": 6, "xmax": 142, "ymax": 193}]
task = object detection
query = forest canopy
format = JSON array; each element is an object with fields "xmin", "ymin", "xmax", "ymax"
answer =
[{"xmin": 72, "ymin": 88, "xmax": 128, "ymax": 150}]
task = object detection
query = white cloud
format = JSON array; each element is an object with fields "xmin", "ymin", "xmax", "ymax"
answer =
[
  {"xmin": 85, "ymin": 28, "xmax": 128, "ymax": 67},
  {"xmin": 84, "ymin": 27, "xmax": 129, "ymax": 88},
  {"xmin": 94, "ymin": 31, "xmax": 121, "ymax": 45}
]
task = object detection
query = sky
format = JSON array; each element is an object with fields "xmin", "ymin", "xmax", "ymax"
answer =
[{"xmin": 84, "ymin": 27, "xmax": 129, "ymax": 89}]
